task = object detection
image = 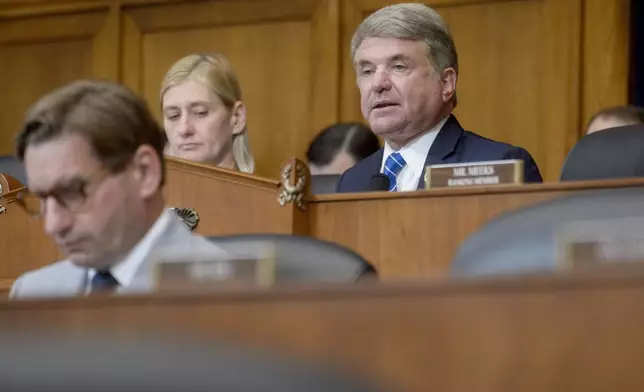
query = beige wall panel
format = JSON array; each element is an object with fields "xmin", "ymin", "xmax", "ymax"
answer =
[
  {"xmin": 122, "ymin": 0, "xmax": 340, "ymax": 178},
  {"xmin": 0, "ymin": 8, "xmax": 111, "ymax": 157},
  {"xmin": 341, "ymin": 0, "xmax": 582, "ymax": 181}
]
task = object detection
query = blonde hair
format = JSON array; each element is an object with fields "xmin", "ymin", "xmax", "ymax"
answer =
[{"xmin": 160, "ymin": 53, "xmax": 255, "ymax": 173}]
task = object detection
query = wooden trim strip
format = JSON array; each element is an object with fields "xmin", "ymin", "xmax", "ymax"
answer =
[
  {"xmin": 166, "ymin": 157, "xmax": 280, "ymax": 189},
  {"xmin": 4, "ymin": 269, "xmax": 644, "ymax": 309},
  {"xmin": 307, "ymin": 178, "xmax": 644, "ymax": 203},
  {"xmin": 0, "ymin": 2, "xmax": 108, "ymax": 19}
]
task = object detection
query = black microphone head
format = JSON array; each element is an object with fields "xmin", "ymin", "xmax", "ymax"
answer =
[{"xmin": 370, "ymin": 174, "xmax": 390, "ymax": 191}]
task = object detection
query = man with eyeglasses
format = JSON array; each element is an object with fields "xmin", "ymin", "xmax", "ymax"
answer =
[{"xmin": 10, "ymin": 80, "xmax": 228, "ymax": 298}]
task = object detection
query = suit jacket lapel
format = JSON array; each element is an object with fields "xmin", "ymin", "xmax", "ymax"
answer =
[
  {"xmin": 359, "ymin": 148, "xmax": 385, "ymax": 191},
  {"xmin": 119, "ymin": 214, "xmax": 193, "ymax": 294},
  {"xmin": 417, "ymin": 115, "xmax": 464, "ymax": 189}
]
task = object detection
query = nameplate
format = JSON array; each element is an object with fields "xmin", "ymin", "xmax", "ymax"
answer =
[
  {"xmin": 154, "ymin": 249, "xmax": 276, "ymax": 292},
  {"xmin": 424, "ymin": 160, "xmax": 523, "ymax": 190},
  {"xmin": 556, "ymin": 216, "xmax": 644, "ymax": 271}
]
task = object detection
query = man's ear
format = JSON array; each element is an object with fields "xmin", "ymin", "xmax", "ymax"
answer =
[
  {"xmin": 230, "ymin": 101, "xmax": 247, "ymax": 136},
  {"xmin": 441, "ymin": 67, "xmax": 457, "ymax": 103},
  {"xmin": 131, "ymin": 145, "xmax": 163, "ymax": 199}
]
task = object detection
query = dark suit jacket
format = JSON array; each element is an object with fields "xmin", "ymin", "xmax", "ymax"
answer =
[{"xmin": 337, "ymin": 116, "xmax": 542, "ymax": 192}]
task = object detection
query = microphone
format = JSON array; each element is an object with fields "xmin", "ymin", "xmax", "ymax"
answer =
[{"xmin": 370, "ymin": 174, "xmax": 390, "ymax": 191}]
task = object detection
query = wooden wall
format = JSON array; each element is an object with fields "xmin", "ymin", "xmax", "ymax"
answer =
[{"xmin": 0, "ymin": 0, "xmax": 630, "ymax": 181}]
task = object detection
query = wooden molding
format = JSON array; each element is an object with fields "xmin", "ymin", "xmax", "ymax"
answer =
[{"xmin": 166, "ymin": 157, "xmax": 279, "ymax": 191}]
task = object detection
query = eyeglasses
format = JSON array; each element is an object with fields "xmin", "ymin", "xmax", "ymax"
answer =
[{"xmin": 16, "ymin": 170, "xmax": 110, "ymax": 218}]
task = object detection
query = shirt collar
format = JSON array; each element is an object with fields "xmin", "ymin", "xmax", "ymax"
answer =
[
  {"xmin": 89, "ymin": 209, "xmax": 174, "ymax": 288},
  {"xmin": 382, "ymin": 115, "xmax": 450, "ymax": 172}
]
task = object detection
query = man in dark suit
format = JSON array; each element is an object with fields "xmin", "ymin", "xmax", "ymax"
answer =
[{"xmin": 338, "ymin": 3, "xmax": 542, "ymax": 193}]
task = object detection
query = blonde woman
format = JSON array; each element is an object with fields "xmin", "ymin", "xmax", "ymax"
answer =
[{"xmin": 160, "ymin": 53, "xmax": 254, "ymax": 173}]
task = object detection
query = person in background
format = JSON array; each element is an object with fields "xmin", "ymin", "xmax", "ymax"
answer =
[
  {"xmin": 306, "ymin": 123, "xmax": 381, "ymax": 175},
  {"xmin": 585, "ymin": 105, "xmax": 644, "ymax": 134},
  {"xmin": 161, "ymin": 53, "xmax": 255, "ymax": 173},
  {"xmin": 10, "ymin": 80, "xmax": 227, "ymax": 298},
  {"xmin": 337, "ymin": 3, "xmax": 542, "ymax": 193}
]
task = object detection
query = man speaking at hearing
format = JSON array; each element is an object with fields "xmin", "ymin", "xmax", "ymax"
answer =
[
  {"xmin": 337, "ymin": 3, "xmax": 542, "ymax": 193},
  {"xmin": 10, "ymin": 80, "xmax": 227, "ymax": 298}
]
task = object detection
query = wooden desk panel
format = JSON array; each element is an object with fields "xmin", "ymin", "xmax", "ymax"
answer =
[
  {"xmin": 0, "ymin": 206, "xmax": 59, "ymax": 278},
  {"xmin": 0, "ymin": 279, "xmax": 12, "ymax": 296},
  {"xmin": 4, "ymin": 163, "xmax": 644, "ymax": 283},
  {"xmin": 165, "ymin": 158, "xmax": 308, "ymax": 236},
  {"xmin": 310, "ymin": 179, "xmax": 644, "ymax": 278},
  {"xmin": 0, "ymin": 159, "xmax": 305, "ymax": 283},
  {"xmin": 3, "ymin": 273, "xmax": 644, "ymax": 392}
]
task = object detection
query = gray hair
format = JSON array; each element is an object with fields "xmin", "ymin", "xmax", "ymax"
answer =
[{"xmin": 351, "ymin": 3, "xmax": 458, "ymax": 105}]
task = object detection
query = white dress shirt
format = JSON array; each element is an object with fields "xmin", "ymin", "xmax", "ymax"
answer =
[
  {"xmin": 381, "ymin": 115, "xmax": 449, "ymax": 191},
  {"xmin": 86, "ymin": 209, "xmax": 174, "ymax": 292}
]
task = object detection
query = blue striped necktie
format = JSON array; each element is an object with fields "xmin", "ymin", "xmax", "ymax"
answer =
[{"xmin": 383, "ymin": 152, "xmax": 407, "ymax": 192}]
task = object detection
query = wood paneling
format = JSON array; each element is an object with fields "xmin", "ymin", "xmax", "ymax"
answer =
[
  {"xmin": 0, "ymin": 6, "xmax": 112, "ymax": 155},
  {"xmin": 122, "ymin": 0, "xmax": 340, "ymax": 178},
  {"xmin": 4, "ymin": 273, "xmax": 644, "ymax": 392},
  {"xmin": 0, "ymin": 159, "xmax": 306, "ymax": 283},
  {"xmin": 0, "ymin": 0, "xmax": 633, "ymax": 285},
  {"xmin": 0, "ymin": 279, "xmax": 12, "ymax": 295},
  {"xmin": 582, "ymin": 0, "xmax": 631, "ymax": 132},
  {"xmin": 310, "ymin": 178, "xmax": 644, "ymax": 278},
  {"xmin": 0, "ymin": 204, "xmax": 59, "ymax": 278},
  {"xmin": 0, "ymin": 0, "xmax": 630, "ymax": 180},
  {"xmin": 164, "ymin": 158, "xmax": 305, "ymax": 236},
  {"xmin": 5, "ymin": 160, "xmax": 644, "ymax": 283}
]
